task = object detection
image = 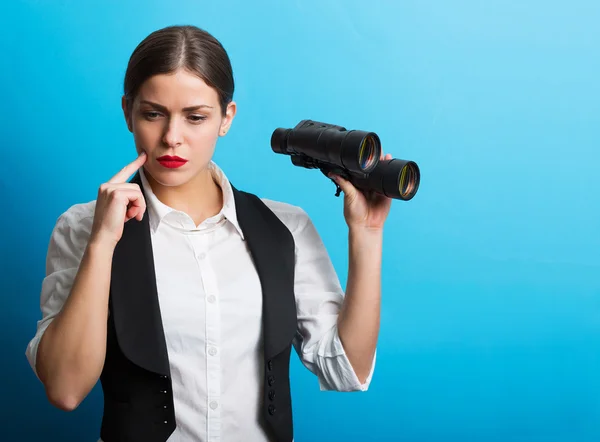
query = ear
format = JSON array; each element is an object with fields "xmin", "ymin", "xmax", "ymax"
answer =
[
  {"xmin": 121, "ymin": 95, "xmax": 133, "ymax": 133},
  {"xmin": 219, "ymin": 101, "xmax": 237, "ymax": 137}
]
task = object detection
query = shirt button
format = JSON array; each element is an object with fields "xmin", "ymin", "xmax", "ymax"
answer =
[
  {"xmin": 208, "ymin": 347, "xmax": 218, "ymax": 356},
  {"xmin": 207, "ymin": 295, "xmax": 216, "ymax": 303},
  {"xmin": 209, "ymin": 401, "xmax": 219, "ymax": 410},
  {"xmin": 197, "ymin": 252, "xmax": 206, "ymax": 260}
]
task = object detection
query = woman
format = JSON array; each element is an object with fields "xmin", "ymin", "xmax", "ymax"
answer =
[{"xmin": 25, "ymin": 25, "xmax": 391, "ymax": 442}]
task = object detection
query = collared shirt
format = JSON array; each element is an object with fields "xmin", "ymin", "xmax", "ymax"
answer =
[{"xmin": 25, "ymin": 161, "xmax": 375, "ymax": 442}]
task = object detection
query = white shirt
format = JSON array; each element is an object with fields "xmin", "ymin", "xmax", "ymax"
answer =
[{"xmin": 25, "ymin": 162, "xmax": 375, "ymax": 442}]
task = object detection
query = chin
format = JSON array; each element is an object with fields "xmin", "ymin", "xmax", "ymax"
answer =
[{"xmin": 145, "ymin": 166, "xmax": 195, "ymax": 188}]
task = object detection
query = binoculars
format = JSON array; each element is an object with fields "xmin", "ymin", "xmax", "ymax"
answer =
[{"xmin": 271, "ymin": 120, "xmax": 420, "ymax": 201}]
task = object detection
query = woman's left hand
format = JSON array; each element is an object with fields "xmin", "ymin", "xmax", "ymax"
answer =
[{"xmin": 329, "ymin": 153, "xmax": 394, "ymax": 231}]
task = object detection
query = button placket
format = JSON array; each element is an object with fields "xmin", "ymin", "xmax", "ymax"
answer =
[{"xmin": 194, "ymin": 232, "xmax": 222, "ymax": 441}]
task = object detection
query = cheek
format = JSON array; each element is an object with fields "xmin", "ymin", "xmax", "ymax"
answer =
[
  {"xmin": 189, "ymin": 123, "xmax": 221, "ymax": 147},
  {"xmin": 133, "ymin": 121, "xmax": 163, "ymax": 147}
]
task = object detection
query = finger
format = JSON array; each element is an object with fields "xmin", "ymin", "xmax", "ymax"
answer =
[
  {"xmin": 108, "ymin": 152, "xmax": 147, "ymax": 184},
  {"xmin": 109, "ymin": 188, "xmax": 146, "ymax": 211},
  {"xmin": 126, "ymin": 205, "xmax": 145, "ymax": 222},
  {"xmin": 385, "ymin": 153, "xmax": 392, "ymax": 160},
  {"xmin": 99, "ymin": 183, "xmax": 141, "ymax": 194},
  {"xmin": 123, "ymin": 188, "xmax": 146, "ymax": 218},
  {"xmin": 329, "ymin": 173, "xmax": 358, "ymax": 198},
  {"xmin": 104, "ymin": 183, "xmax": 142, "ymax": 193},
  {"xmin": 124, "ymin": 200, "xmax": 147, "ymax": 222}
]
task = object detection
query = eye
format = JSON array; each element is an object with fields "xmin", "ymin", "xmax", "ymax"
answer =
[
  {"xmin": 144, "ymin": 111, "xmax": 162, "ymax": 120},
  {"xmin": 188, "ymin": 114, "xmax": 207, "ymax": 123}
]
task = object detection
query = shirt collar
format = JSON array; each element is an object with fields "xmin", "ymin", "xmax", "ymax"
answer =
[{"xmin": 139, "ymin": 162, "xmax": 245, "ymax": 239}]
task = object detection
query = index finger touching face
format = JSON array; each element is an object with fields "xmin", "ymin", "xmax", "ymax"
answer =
[{"xmin": 108, "ymin": 152, "xmax": 147, "ymax": 184}]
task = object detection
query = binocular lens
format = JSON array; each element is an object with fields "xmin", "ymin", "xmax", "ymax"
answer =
[
  {"xmin": 399, "ymin": 162, "xmax": 419, "ymax": 199},
  {"xmin": 359, "ymin": 135, "xmax": 378, "ymax": 171},
  {"xmin": 270, "ymin": 120, "xmax": 420, "ymax": 201}
]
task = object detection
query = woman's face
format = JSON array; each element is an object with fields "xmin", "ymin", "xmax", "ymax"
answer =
[{"xmin": 122, "ymin": 68, "xmax": 236, "ymax": 188}]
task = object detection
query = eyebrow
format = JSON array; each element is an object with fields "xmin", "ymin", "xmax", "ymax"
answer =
[{"xmin": 140, "ymin": 100, "xmax": 214, "ymax": 111}]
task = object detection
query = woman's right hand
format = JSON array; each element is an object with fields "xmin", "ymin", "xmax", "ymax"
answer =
[{"xmin": 89, "ymin": 152, "xmax": 148, "ymax": 248}]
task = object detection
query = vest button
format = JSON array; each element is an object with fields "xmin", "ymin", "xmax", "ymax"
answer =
[
  {"xmin": 268, "ymin": 390, "xmax": 275, "ymax": 401},
  {"xmin": 267, "ymin": 360, "xmax": 273, "ymax": 371},
  {"xmin": 267, "ymin": 375, "xmax": 275, "ymax": 386},
  {"xmin": 268, "ymin": 404, "xmax": 276, "ymax": 415}
]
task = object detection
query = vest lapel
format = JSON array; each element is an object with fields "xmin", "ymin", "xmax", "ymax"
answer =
[
  {"xmin": 232, "ymin": 186, "xmax": 298, "ymax": 360},
  {"xmin": 109, "ymin": 172, "xmax": 170, "ymax": 376}
]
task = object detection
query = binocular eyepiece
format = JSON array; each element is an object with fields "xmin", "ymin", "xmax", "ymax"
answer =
[{"xmin": 271, "ymin": 120, "xmax": 420, "ymax": 201}]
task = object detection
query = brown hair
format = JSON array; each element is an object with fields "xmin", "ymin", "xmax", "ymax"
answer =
[{"xmin": 123, "ymin": 25, "xmax": 234, "ymax": 116}]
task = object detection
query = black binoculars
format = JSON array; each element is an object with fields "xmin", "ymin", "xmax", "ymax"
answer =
[{"xmin": 271, "ymin": 120, "xmax": 420, "ymax": 201}]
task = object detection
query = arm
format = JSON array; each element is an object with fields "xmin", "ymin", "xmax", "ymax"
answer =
[
  {"xmin": 276, "ymin": 202, "xmax": 376, "ymax": 392},
  {"xmin": 35, "ymin": 232, "xmax": 114, "ymax": 411},
  {"xmin": 328, "ymin": 158, "xmax": 393, "ymax": 385},
  {"xmin": 336, "ymin": 227, "xmax": 382, "ymax": 384},
  {"xmin": 27, "ymin": 153, "xmax": 147, "ymax": 411}
]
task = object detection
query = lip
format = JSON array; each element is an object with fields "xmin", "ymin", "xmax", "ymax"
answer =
[{"xmin": 157, "ymin": 155, "xmax": 188, "ymax": 169}]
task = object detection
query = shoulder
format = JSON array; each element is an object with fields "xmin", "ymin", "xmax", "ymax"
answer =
[
  {"xmin": 38, "ymin": 200, "xmax": 98, "ymax": 274},
  {"xmin": 54, "ymin": 200, "xmax": 96, "ymax": 230},
  {"xmin": 49, "ymin": 200, "xmax": 97, "ymax": 251},
  {"xmin": 260, "ymin": 198, "xmax": 312, "ymax": 234},
  {"xmin": 56, "ymin": 199, "xmax": 96, "ymax": 222}
]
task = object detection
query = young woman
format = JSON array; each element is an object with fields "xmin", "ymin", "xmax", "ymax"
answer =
[{"xmin": 26, "ymin": 25, "xmax": 392, "ymax": 442}]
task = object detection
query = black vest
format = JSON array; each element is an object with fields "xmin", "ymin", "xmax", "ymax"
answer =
[{"xmin": 99, "ymin": 173, "xmax": 298, "ymax": 442}]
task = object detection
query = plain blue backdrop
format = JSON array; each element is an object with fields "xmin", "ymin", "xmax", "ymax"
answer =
[{"xmin": 2, "ymin": 0, "xmax": 599, "ymax": 441}]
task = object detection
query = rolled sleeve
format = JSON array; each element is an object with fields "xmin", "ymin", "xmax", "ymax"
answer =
[
  {"xmin": 25, "ymin": 202, "xmax": 95, "ymax": 377},
  {"xmin": 311, "ymin": 325, "xmax": 376, "ymax": 391},
  {"xmin": 284, "ymin": 206, "xmax": 376, "ymax": 392}
]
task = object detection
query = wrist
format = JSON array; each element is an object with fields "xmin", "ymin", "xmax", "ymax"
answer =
[
  {"xmin": 87, "ymin": 236, "xmax": 117, "ymax": 257},
  {"xmin": 348, "ymin": 224, "xmax": 384, "ymax": 240},
  {"xmin": 348, "ymin": 226, "xmax": 383, "ymax": 260}
]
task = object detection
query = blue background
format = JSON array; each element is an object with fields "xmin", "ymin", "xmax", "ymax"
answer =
[{"xmin": 2, "ymin": 0, "xmax": 599, "ymax": 441}]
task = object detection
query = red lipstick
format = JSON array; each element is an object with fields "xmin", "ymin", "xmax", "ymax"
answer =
[{"xmin": 157, "ymin": 155, "xmax": 188, "ymax": 169}]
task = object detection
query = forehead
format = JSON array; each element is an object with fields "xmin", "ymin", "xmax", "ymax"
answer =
[{"xmin": 137, "ymin": 69, "xmax": 219, "ymax": 105}]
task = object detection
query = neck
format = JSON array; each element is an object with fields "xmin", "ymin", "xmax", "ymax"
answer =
[{"xmin": 145, "ymin": 166, "xmax": 224, "ymax": 226}]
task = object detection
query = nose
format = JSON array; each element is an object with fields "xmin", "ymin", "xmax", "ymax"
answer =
[{"xmin": 162, "ymin": 118, "xmax": 183, "ymax": 147}]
